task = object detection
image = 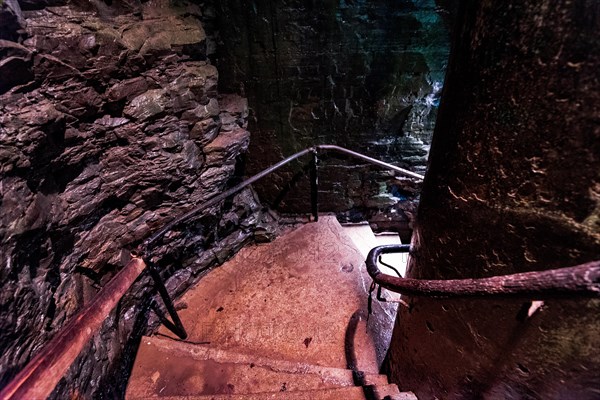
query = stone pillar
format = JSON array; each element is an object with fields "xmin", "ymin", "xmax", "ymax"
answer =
[{"xmin": 386, "ymin": 1, "xmax": 600, "ymax": 399}]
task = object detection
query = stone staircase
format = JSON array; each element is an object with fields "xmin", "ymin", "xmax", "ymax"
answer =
[{"xmin": 126, "ymin": 216, "xmax": 415, "ymax": 400}]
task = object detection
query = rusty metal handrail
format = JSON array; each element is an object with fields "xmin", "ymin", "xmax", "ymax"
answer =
[
  {"xmin": 367, "ymin": 245, "xmax": 600, "ymax": 299},
  {"xmin": 0, "ymin": 144, "xmax": 422, "ymax": 400},
  {"xmin": 0, "ymin": 257, "xmax": 147, "ymax": 400},
  {"xmin": 140, "ymin": 144, "xmax": 423, "ymax": 254},
  {"xmin": 317, "ymin": 144, "xmax": 425, "ymax": 180}
]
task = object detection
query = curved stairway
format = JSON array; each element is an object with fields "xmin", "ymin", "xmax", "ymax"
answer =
[{"xmin": 126, "ymin": 216, "xmax": 416, "ymax": 400}]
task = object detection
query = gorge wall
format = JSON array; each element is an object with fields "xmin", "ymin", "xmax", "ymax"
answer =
[
  {"xmin": 0, "ymin": 1, "xmax": 277, "ymax": 398},
  {"xmin": 387, "ymin": 1, "xmax": 600, "ymax": 399},
  {"xmin": 211, "ymin": 0, "xmax": 452, "ymax": 232}
]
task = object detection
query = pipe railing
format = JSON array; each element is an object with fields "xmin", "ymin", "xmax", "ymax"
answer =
[
  {"xmin": 0, "ymin": 144, "xmax": 422, "ymax": 400},
  {"xmin": 317, "ymin": 144, "xmax": 425, "ymax": 180},
  {"xmin": 0, "ymin": 257, "xmax": 148, "ymax": 400},
  {"xmin": 366, "ymin": 245, "xmax": 600, "ymax": 299},
  {"xmin": 140, "ymin": 145, "xmax": 423, "ymax": 254}
]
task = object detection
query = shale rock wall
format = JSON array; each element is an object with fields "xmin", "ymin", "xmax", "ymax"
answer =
[
  {"xmin": 211, "ymin": 0, "xmax": 452, "ymax": 230},
  {"xmin": 387, "ymin": 1, "xmax": 600, "ymax": 399},
  {"xmin": 0, "ymin": 1, "xmax": 274, "ymax": 398}
]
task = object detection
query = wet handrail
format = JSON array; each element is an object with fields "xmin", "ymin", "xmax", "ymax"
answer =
[
  {"xmin": 317, "ymin": 144, "xmax": 425, "ymax": 180},
  {"xmin": 0, "ymin": 144, "xmax": 422, "ymax": 400},
  {"xmin": 140, "ymin": 144, "xmax": 424, "ymax": 253},
  {"xmin": 367, "ymin": 245, "xmax": 600, "ymax": 298},
  {"xmin": 142, "ymin": 147, "xmax": 314, "ymax": 250}
]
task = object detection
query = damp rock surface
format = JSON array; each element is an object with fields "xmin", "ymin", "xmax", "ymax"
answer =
[
  {"xmin": 0, "ymin": 2, "xmax": 276, "ymax": 398},
  {"xmin": 387, "ymin": 1, "xmax": 600, "ymax": 399}
]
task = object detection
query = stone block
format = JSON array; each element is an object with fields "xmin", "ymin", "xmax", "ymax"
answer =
[
  {"xmin": 106, "ymin": 77, "xmax": 149, "ymax": 102},
  {"xmin": 124, "ymin": 89, "xmax": 169, "ymax": 121},
  {"xmin": 181, "ymin": 98, "xmax": 219, "ymax": 122},
  {"xmin": 204, "ymin": 126, "xmax": 250, "ymax": 166}
]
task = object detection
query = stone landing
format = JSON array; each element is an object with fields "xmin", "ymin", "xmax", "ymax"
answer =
[{"xmin": 127, "ymin": 216, "xmax": 414, "ymax": 399}]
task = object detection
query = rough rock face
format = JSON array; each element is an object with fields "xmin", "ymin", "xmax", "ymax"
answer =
[
  {"xmin": 387, "ymin": 1, "xmax": 600, "ymax": 399},
  {"xmin": 210, "ymin": 0, "xmax": 452, "ymax": 227},
  {"xmin": 0, "ymin": 1, "xmax": 274, "ymax": 398}
]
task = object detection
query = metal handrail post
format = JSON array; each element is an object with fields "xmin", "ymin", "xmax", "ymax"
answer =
[
  {"xmin": 146, "ymin": 260, "xmax": 188, "ymax": 340},
  {"xmin": 310, "ymin": 148, "xmax": 319, "ymax": 221}
]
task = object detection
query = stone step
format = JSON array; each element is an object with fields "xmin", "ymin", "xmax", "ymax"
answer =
[
  {"xmin": 341, "ymin": 223, "xmax": 406, "ymax": 278},
  {"xmin": 127, "ymin": 217, "xmax": 409, "ymax": 399},
  {"xmin": 129, "ymin": 384, "xmax": 415, "ymax": 400},
  {"xmin": 153, "ymin": 216, "xmax": 381, "ymax": 371},
  {"xmin": 373, "ymin": 232, "xmax": 407, "ymax": 279},
  {"xmin": 370, "ymin": 383, "xmax": 417, "ymax": 399},
  {"xmin": 341, "ymin": 222, "xmax": 378, "ymax": 259},
  {"xmin": 127, "ymin": 335, "xmax": 390, "ymax": 398},
  {"xmin": 341, "ymin": 222, "xmax": 405, "ymax": 323}
]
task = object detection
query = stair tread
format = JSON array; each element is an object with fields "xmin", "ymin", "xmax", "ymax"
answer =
[
  {"xmin": 156, "ymin": 216, "xmax": 380, "ymax": 371},
  {"xmin": 127, "ymin": 336, "xmax": 389, "ymax": 398},
  {"xmin": 342, "ymin": 224, "xmax": 405, "ymax": 300},
  {"xmin": 341, "ymin": 223, "xmax": 377, "ymax": 259},
  {"xmin": 127, "ymin": 217, "xmax": 402, "ymax": 399},
  {"xmin": 128, "ymin": 384, "xmax": 411, "ymax": 400},
  {"xmin": 373, "ymin": 233, "xmax": 406, "ymax": 280}
]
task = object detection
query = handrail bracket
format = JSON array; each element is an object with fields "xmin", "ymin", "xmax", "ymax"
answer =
[{"xmin": 146, "ymin": 260, "xmax": 188, "ymax": 340}]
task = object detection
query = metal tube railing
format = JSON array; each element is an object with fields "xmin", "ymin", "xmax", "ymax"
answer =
[
  {"xmin": 142, "ymin": 147, "xmax": 317, "ymax": 251},
  {"xmin": 366, "ymin": 245, "xmax": 600, "ymax": 299},
  {"xmin": 140, "ymin": 144, "xmax": 423, "ymax": 253},
  {"xmin": 0, "ymin": 144, "xmax": 423, "ymax": 400},
  {"xmin": 317, "ymin": 144, "xmax": 425, "ymax": 180}
]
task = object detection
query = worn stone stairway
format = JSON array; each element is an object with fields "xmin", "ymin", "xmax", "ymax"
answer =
[{"xmin": 126, "ymin": 216, "xmax": 415, "ymax": 399}]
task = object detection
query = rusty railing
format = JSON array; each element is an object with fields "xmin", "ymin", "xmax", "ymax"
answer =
[{"xmin": 366, "ymin": 245, "xmax": 600, "ymax": 300}]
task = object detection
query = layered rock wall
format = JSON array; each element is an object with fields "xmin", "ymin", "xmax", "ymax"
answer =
[
  {"xmin": 0, "ymin": 1, "xmax": 273, "ymax": 398},
  {"xmin": 387, "ymin": 1, "xmax": 600, "ymax": 398}
]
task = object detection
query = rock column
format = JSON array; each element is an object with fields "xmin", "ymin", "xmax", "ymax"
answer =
[{"xmin": 386, "ymin": 1, "xmax": 600, "ymax": 398}]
